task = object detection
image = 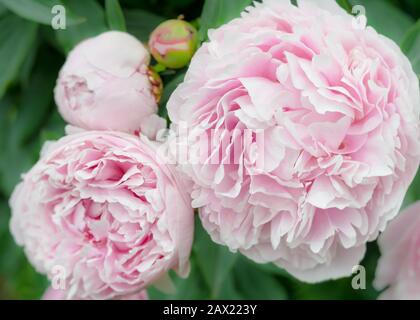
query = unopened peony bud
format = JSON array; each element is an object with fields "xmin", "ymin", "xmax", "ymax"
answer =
[
  {"xmin": 149, "ymin": 19, "xmax": 198, "ymax": 69},
  {"xmin": 54, "ymin": 31, "xmax": 159, "ymax": 133}
]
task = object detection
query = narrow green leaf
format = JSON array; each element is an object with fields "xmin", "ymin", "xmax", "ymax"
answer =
[
  {"xmin": 55, "ymin": 0, "xmax": 108, "ymax": 53},
  {"xmin": 0, "ymin": 96, "xmax": 14, "ymax": 197},
  {"xmin": 0, "ymin": 143, "xmax": 34, "ymax": 196},
  {"xmin": 18, "ymin": 38, "xmax": 39, "ymax": 87},
  {"xmin": 40, "ymin": 25, "xmax": 64, "ymax": 52},
  {"xmin": 11, "ymin": 50, "xmax": 61, "ymax": 145},
  {"xmin": 0, "ymin": 94, "xmax": 14, "ymax": 154},
  {"xmin": 0, "ymin": 15, "xmax": 38, "ymax": 98},
  {"xmin": 0, "ymin": 0, "xmax": 83, "ymax": 25},
  {"xmin": 124, "ymin": 9, "xmax": 165, "ymax": 42},
  {"xmin": 105, "ymin": 0, "xmax": 126, "ymax": 31},
  {"xmin": 0, "ymin": 3, "xmax": 7, "ymax": 17},
  {"xmin": 199, "ymin": 0, "xmax": 252, "ymax": 41}
]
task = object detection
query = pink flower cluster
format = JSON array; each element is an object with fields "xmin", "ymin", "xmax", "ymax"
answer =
[{"xmin": 10, "ymin": 31, "xmax": 192, "ymax": 300}]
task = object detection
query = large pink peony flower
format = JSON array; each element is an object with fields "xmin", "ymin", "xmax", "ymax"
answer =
[
  {"xmin": 10, "ymin": 131, "xmax": 194, "ymax": 299},
  {"xmin": 54, "ymin": 31, "xmax": 162, "ymax": 133},
  {"xmin": 167, "ymin": 0, "xmax": 420, "ymax": 282},
  {"xmin": 42, "ymin": 286, "xmax": 148, "ymax": 300},
  {"xmin": 374, "ymin": 201, "xmax": 420, "ymax": 299}
]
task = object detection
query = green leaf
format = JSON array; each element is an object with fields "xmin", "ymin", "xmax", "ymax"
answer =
[
  {"xmin": 55, "ymin": 0, "xmax": 108, "ymax": 53},
  {"xmin": 0, "ymin": 94, "xmax": 13, "ymax": 145},
  {"xmin": 11, "ymin": 260, "xmax": 49, "ymax": 299},
  {"xmin": 105, "ymin": 0, "xmax": 126, "ymax": 31},
  {"xmin": 18, "ymin": 38, "xmax": 39, "ymax": 87},
  {"xmin": 199, "ymin": 0, "xmax": 252, "ymax": 41},
  {"xmin": 253, "ymin": 262, "xmax": 292, "ymax": 278},
  {"xmin": 0, "ymin": 46, "xmax": 64, "ymax": 197},
  {"xmin": 401, "ymin": 19, "xmax": 420, "ymax": 77},
  {"xmin": 213, "ymin": 273, "xmax": 245, "ymax": 299},
  {"xmin": 36, "ymin": 110, "xmax": 67, "ymax": 155},
  {"xmin": 0, "ymin": 3, "xmax": 7, "ymax": 17},
  {"xmin": 0, "ymin": 199, "xmax": 48, "ymax": 299},
  {"xmin": 349, "ymin": 0, "xmax": 414, "ymax": 44},
  {"xmin": 193, "ymin": 219, "xmax": 238, "ymax": 299},
  {"xmin": 0, "ymin": 143, "xmax": 35, "ymax": 197},
  {"xmin": 166, "ymin": 0, "xmax": 195, "ymax": 9},
  {"xmin": 234, "ymin": 257, "xmax": 288, "ymax": 300},
  {"xmin": 0, "ymin": 202, "xmax": 23, "ymax": 278},
  {"xmin": 0, "ymin": 97, "xmax": 14, "ymax": 194},
  {"xmin": 0, "ymin": 0, "xmax": 83, "ymax": 25},
  {"xmin": 40, "ymin": 25, "xmax": 64, "ymax": 52},
  {"xmin": 0, "ymin": 15, "xmax": 38, "ymax": 98},
  {"xmin": 11, "ymin": 50, "xmax": 61, "ymax": 146},
  {"xmin": 124, "ymin": 9, "xmax": 165, "ymax": 42},
  {"xmin": 405, "ymin": 170, "xmax": 420, "ymax": 206}
]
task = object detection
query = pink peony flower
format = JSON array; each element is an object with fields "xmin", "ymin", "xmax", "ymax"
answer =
[
  {"xmin": 374, "ymin": 201, "xmax": 420, "ymax": 299},
  {"xmin": 54, "ymin": 31, "xmax": 162, "ymax": 133},
  {"xmin": 42, "ymin": 286, "xmax": 148, "ymax": 300},
  {"xmin": 149, "ymin": 19, "xmax": 198, "ymax": 69},
  {"xmin": 10, "ymin": 131, "xmax": 194, "ymax": 299},
  {"xmin": 167, "ymin": 0, "xmax": 420, "ymax": 282}
]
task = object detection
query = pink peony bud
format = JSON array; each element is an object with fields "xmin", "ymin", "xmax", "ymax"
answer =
[
  {"xmin": 149, "ymin": 19, "xmax": 198, "ymax": 69},
  {"xmin": 54, "ymin": 31, "xmax": 159, "ymax": 133}
]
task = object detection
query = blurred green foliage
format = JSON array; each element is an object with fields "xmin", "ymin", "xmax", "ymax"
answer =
[{"xmin": 0, "ymin": 0, "xmax": 418, "ymax": 300}]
